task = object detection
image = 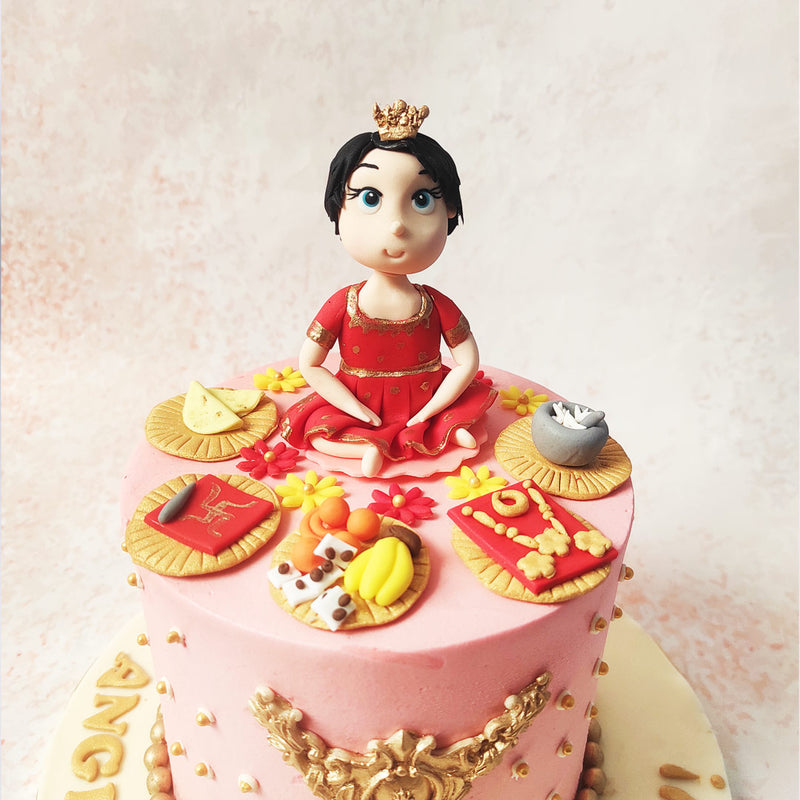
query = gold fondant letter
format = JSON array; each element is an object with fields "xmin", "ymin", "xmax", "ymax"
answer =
[
  {"xmin": 96, "ymin": 652, "xmax": 149, "ymax": 689},
  {"xmin": 71, "ymin": 735, "xmax": 124, "ymax": 782},
  {"xmin": 83, "ymin": 693, "xmax": 140, "ymax": 736}
]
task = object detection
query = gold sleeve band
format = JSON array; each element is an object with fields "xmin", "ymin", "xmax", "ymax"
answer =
[
  {"xmin": 307, "ymin": 320, "xmax": 336, "ymax": 351},
  {"xmin": 443, "ymin": 314, "xmax": 470, "ymax": 349}
]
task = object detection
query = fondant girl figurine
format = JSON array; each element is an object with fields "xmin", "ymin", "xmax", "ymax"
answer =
[{"xmin": 281, "ymin": 101, "xmax": 496, "ymax": 477}]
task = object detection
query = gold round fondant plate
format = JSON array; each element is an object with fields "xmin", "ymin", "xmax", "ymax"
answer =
[
  {"xmin": 495, "ymin": 417, "xmax": 632, "ymax": 500},
  {"xmin": 451, "ymin": 527, "xmax": 611, "ymax": 603},
  {"xmin": 125, "ymin": 474, "xmax": 281, "ymax": 577},
  {"xmin": 270, "ymin": 518, "xmax": 430, "ymax": 630},
  {"xmin": 144, "ymin": 392, "xmax": 278, "ymax": 462}
]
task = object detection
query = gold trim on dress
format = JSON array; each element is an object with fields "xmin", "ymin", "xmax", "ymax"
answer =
[
  {"xmin": 346, "ymin": 283, "xmax": 434, "ymax": 336},
  {"xmin": 443, "ymin": 314, "xmax": 470, "ymax": 349},
  {"xmin": 307, "ymin": 320, "xmax": 337, "ymax": 351},
  {"xmin": 339, "ymin": 355, "xmax": 442, "ymax": 379}
]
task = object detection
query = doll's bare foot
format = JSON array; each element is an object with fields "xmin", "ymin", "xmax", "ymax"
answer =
[
  {"xmin": 453, "ymin": 427, "xmax": 477, "ymax": 449},
  {"xmin": 361, "ymin": 445, "xmax": 383, "ymax": 478}
]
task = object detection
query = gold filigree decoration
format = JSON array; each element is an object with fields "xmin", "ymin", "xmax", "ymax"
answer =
[{"xmin": 249, "ymin": 673, "xmax": 551, "ymax": 800}]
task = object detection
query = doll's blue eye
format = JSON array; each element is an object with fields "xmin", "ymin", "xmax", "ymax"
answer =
[
  {"xmin": 357, "ymin": 189, "xmax": 382, "ymax": 213},
  {"xmin": 411, "ymin": 190, "xmax": 436, "ymax": 215}
]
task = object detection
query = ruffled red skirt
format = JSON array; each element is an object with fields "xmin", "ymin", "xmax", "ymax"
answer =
[{"xmin": 282, "ymin": 366, "xmax": 496, "ymax": 462}]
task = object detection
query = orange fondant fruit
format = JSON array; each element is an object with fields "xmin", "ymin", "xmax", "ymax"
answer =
[
  {"xmin": 346, "ymin": 508, "xmax": 381, "ymax": 541},
  {"xmin": 291, "ymin": 532, "xmax": 321, "ymax": 573},
  {"xmin": 318, "ymin": 497, "xmax": 350, "ymax": 528},
  {"xmin": 307, "ymin": 508, "xmax": 331, "ymax": 539}
]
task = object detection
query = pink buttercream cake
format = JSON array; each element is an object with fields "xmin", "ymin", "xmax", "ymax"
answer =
[{"xmin": 121, "ymin": 363, "xmax": 634, "ymax": 800}]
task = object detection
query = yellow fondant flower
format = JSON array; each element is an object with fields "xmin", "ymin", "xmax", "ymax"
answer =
[
  {"xmin": 253, "ymin": 366, "xmax": 307, "ymax": 393},
  {"xmin": 275, "ymin": 470, "xmax": 344, "ymax": 513},
  {"xmin": 573, "ymin": 528, "xmax": 612, "ymax": 558},
  {"xmin": 444, "ymin": 465, "xmax": 507, "ymax": 501},
  {"xmin": 499, "ymin": 386, "xmax": 548, "ymax": 416}
]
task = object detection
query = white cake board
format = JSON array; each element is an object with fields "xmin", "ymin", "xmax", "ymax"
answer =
[{"xmin": 38, "ymin": 614, "xmax": 730, "ymax": 799}]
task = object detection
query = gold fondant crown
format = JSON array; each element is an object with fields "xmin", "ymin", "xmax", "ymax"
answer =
[{"xmin": 373, "ymin": 99, "xmax": 429, "ymax": 141}]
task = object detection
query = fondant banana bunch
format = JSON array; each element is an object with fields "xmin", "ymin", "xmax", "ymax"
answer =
[{"xmin": 343, "ymin": 526, "xmax": 421, "ymax": 607}]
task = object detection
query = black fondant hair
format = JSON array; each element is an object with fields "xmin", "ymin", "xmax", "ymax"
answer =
[{"xmin": 324, "ymin": 131, "xmax": 464, "ymax": 235}]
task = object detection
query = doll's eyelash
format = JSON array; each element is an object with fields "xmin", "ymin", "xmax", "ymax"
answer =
[
  {"xmin": 425, "ymin": 186, "xmax": 443, "ymax": 198},
  {"xmin": 345, "ymin": 185, "xmax": 381, "ymax": 200}
]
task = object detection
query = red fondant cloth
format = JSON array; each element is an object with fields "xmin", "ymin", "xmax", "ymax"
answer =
[
  {"xmin": 145, "ymin": 475, "xmax": 274, "ymax": 555},
  {"xmin": 446, "ymin": 480, "xmax": 618, "ymax": 595},
  {"xmin": 282, "ymin": 283, "xmax": 496, "ymax": 461}
]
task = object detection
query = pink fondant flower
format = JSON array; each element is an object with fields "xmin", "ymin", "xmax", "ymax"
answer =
[
  {"xmin": 369, "ymin": 483, "xmax": 436, "ymax": 526},
  {"xmin": 237, "ymin": 440, "xmax": 300, "ymax": 480}
]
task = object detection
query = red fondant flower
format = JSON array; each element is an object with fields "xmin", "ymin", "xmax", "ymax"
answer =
[
  {"xmin": 474, "ymin": 370, "xmax": 494, "ymax": 387},
  {"xmin": 369, "ymin": 483, "xmax": 435, "ymax": 526},
  {"xmin": 237, "ymin": 440, "xmax": 300, "ymax": 480}
]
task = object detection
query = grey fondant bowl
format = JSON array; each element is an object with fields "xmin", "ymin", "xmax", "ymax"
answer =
[{"xmin": 531, "ymin": 401, "xmax": 609, "ymax": 467}]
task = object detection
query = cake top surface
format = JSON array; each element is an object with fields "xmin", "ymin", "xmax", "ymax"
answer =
[{"xmin": 122, "ymin": 361, "xmax": 634, "ymax": 653}]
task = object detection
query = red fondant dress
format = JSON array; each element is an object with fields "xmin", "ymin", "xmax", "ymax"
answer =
[{"xmin": 281, "ymin": 283, "xmax": 497, "ymax": 462}]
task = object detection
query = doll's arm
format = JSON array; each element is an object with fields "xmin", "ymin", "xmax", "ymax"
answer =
[
  {"xmin": 406, "ymin": 333, "xmax": 480, "ymax": 427},
  {"xmin": 299, "ymin": 337, "xmax": 382, "ymax": 426}
]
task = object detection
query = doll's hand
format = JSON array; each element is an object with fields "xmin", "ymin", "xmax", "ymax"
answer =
[
  {"xmin": 405, "ymin": 411, "xmax": 428, "ymax": 427},
  {"xmin": 355, "ymin": 403, "xmax": 382, "ymax": 427}
]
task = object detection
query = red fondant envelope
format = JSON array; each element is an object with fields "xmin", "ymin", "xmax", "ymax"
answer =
[
  {"xmin": 447, "ymin": 479, "xmax": 617, "ymax": 596},
  {"xmin": 145, "ymin": 475, "xmax": 274, "ymax": 555}
]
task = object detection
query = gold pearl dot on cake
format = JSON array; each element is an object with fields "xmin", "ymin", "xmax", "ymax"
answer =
[
  {"xmin": 196, "ymin": 709, "xmax": 216, "ymax": 726},
  {"xmin": 590, "ymin": 615, "xmax": 608, "ymax": 634},
  {"xmin": 586, "ymin": 703, "xmax": 599, "ymax": 719},
  {"xmin": 262, "ymin": 450, "xmax": 276, "ymax": 463},
  {"xmin": 120, "ymin": 540, "xmax": 128, "ymax": 552},
  {"xmin": 303, "ymin": 482, "xmax": 315, "ymax": 495},
  {"xmin": 468, "ymin": 476, "xmax": 481, "ymax": 488},
  {"xmin": 546, "ymin": 792, "xmax": 563, "ymax": 800},
  {"xmin": 195, "ymin": 762, "xmax": 213, "ymax": 777},
  {"xmin": 510, "ymin": 760, "xmax": 529, "ymax": 780},
  {"xmin": 558, "ymin": 740, "xmax": 573, "ymax": 757},
  {"xmin": 136, "ymin": 633, "xmax": 149, "ymax": 646},
  {"xmin": 155, "ymin": 678, "xmax": 172, "ymax": 697},
  {"xmin": 619, "ymin": 564, "xmax": 634, "ymax": 581},
  {"xmin": 556, "ymin": 690, "xmax": 575, "ymax": 710},
  {"xmin": 169, "ymin": 741, "xmax": 184, "ymax": 756},
  {"xmin": 593, "ymin": 659, "xmax": 610, "ymax": 676},
  {"xmin": 238, "ymin": 774, "xmax": 259, "ymax": 793},
  {"xmin": 127, "ymin": 572, "xmax": 140, "ymax": 587},
  {"xmin": 392, "ymin": 494, "xmax": 406, "ymax": 508},
  {"xmin": 613, "ymin": 605, "xmax": 624, "ymax": 620},
  {"xmin": 166, "ymin": 629, "xmax": 184, "ymax": 645}
]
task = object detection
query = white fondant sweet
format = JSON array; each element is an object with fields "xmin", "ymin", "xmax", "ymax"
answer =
[
  {"xmin": 281, "ymin": 564, "xmax": 343, "ymax": 608},
  {"xmin": 310, "ymin": 585, "xmax": 357, "ymax": 631},
  {"xmin": 268, "ymin": 561, "xmax": 302, "ymax": 588},
  {"xmin": 313, "ymin": 533, "xmax": 358, "ymax": 571}
]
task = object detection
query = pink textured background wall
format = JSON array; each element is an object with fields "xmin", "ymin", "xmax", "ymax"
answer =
[{"xmin": 2, "ymin": 2, "xmax": 797, "ymax": 798}]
